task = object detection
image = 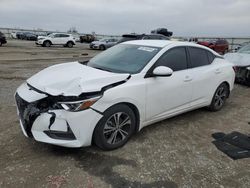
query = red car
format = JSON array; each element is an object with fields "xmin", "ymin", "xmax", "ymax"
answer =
[{"xmin": 197, "ymin": 39, "xmax": 229, "ymax": 54}]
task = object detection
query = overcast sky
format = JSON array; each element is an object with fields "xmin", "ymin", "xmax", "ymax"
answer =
[{"xmin": 0, "ymin": 0, "xmax": 249, "ymax": 37}]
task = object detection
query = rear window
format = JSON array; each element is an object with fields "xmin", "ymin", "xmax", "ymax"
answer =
[
  {"xmin": 188, "ymin": 47, "xmax": 210, "ymax": 68},
  {"xmin": 207, "ymin": 51, "xmax": 215, "ymax": 63}
]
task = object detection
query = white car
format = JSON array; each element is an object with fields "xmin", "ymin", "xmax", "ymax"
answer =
[
  {"xmin": 15, "ymin": 40, "xmax": 235, "ymax": 150},
  {"xmin": 90, "ymin": 38, "xmax": 118, "ymax": 50},
  {"xmin": 36, "ymin": 33, "xmax": 76, "ymax": 48},
  {"xmin": 224, "ymin": 44, "xmax": 250, "ymax": 86}
]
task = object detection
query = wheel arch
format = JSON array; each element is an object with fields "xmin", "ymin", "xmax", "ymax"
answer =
[
  {"xmin": 43, "ymin": 40, "xmax": 52, "ymax": 45},
  {"xmin": 91, "ymin": 102, "xmax": 141, "ymax": 146},
  {"xmin": 93, "ymin": 101, "xmax": 141, "ymax": 133},
  {"xmin": 221, "ymin": 81, "xmax": 230, "ymax": 97},
  {"xmin": 119, "ymin": 102, "xmax": 140, "ymax": 132},
  {"xmin": 67, "ymin": 40, "xmax": 75, "ymax": 45}
]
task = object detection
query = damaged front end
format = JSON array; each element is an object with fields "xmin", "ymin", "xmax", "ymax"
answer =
[
  {"xmin": 15, "ymin": 84, "xmax": 103, "ymax": 141},
  {"xmin": 15, "ymin": 73, "xmax": 130, "ymax": 147},
  {"xmin": 15, "ymin": 91, "xmax": 77, "ymax": 140},
  {"xmin": 235, "ymin": 66, "xmax": 250, "ymax": 86}
]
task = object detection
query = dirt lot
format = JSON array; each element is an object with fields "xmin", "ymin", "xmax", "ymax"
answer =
[{"xmin": 0, "ymin": 40, "xmax": 249, "ymax": 188}]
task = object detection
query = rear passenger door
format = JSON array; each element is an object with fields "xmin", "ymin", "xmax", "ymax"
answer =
[
  {"xmin": 187, "ymin": 47, "xmax": 217, "ymax": 106},
  {"xmin": 59, "ymin": 34, "xmax": 69, "ymax": 44},
  {"xmin": 52, "ymin": 34, "xmax": 61, "ymax": 44}
]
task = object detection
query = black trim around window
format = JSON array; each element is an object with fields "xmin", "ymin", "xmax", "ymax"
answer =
[{"xmin": 145, "ymin": 46, "xmax": 189, "ymax": 78}]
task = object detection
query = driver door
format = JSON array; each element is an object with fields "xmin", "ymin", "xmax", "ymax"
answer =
[{"xmin": 145, "ymin": 47, "xmax": 193, "ymax": 122}]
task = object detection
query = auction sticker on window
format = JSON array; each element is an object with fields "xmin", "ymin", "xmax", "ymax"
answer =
[{"xmin": 138, "ymin": 46, "xmax": 157, "ymax": 52}]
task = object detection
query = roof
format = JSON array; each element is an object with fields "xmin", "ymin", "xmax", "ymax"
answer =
[
  {"xmin": 123, "ymin": 40, "xmax": 222, "ymax": 56},
  {"xmin": 123, "ymin": 40, "xmax": 174, "ymax": 48}
]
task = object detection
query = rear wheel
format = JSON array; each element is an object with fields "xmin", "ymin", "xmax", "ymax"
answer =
[
  {"xmin": 93, "ymin": 104, "xmax": 136, "ymax": 150},
  {"xmin": 208, "ymin": 83, "xmax": 229, "ymax": 111},
  {"xmin": 66, "ymin": 41, "xmax": 73, "ymax": 48}
]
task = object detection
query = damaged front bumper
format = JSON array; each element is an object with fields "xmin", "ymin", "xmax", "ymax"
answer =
[
  {"xmin": 235, "ymin": 66, "xmax": 250, "ymax": 86},
  {"xmin": 15, "ymin": 83, "xmax": 103, "ymax": 148}
]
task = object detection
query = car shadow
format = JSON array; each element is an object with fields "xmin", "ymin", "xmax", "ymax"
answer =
[{"xmin": 46, "ymin": 145, "xmax": 177, "ymax": 188}]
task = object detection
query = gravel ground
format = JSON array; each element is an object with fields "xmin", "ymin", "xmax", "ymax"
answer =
[{"xmin": 0, "ymin": 40, "xmax": 249, "ymax": 188}]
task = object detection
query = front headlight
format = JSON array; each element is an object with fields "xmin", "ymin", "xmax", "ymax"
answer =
[{"xmin": 59, "ymin": 96, "xmax": 101, "ymax": 112}]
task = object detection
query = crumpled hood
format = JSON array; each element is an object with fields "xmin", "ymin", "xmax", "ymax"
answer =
[
  {"xmin": 27, "ymin": 62, "xmax": 129, "ymax": 96},
  {"xmin": 224, "ymin": 53, "xmax": 250, "ymax": 67}
]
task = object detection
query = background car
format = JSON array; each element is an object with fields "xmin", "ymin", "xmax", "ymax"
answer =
[
  {"xmin": 197, "ymin": 39, "xmax": 229, "ymax": 54},
  {"xmin": 90, "ymin": 38, "xmax": 118, "ymax": 50},
  {"xmin": 36, "ymin": 33, "xmax": 76, "ymax": 47},
  {"xmin": 232, "ymin": 42, "xmax": 250, "ymax": 52},
  {"xmin": 23, "ymin": 32, "xmax": 38, "ymax": 41},
  {"xmin": 11, "ymin": 32, "xmax": 17, "ymax": 39},
  {"xmin": 16, "ymin": 32, "xmax": 25, "ymax": 39},
  {"xmin": 224, "ymin": 44, "xmax": 250, "ymax": 86},
  {"xmin": 151, "ymin": 28, "xmax": 173, "ymax": 37},
  {"xmin": 0, "ymin": 31, "xmax": 7, "ymax": 46},
  {"xmin": 15, "ymin": 40, "xmax": 235, "ymax": 150},
  {"xmin": 80, "ymin": 34, "xmax": 95, "ymax": 43},
  {"xmin": 117, "ymin": 33, "xmax": 169, "ymax": 43}
]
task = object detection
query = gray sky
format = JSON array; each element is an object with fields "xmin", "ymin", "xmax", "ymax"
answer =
[{"xmin": 0, "ymin": 0, "xmax": 250, "ymax": 37}]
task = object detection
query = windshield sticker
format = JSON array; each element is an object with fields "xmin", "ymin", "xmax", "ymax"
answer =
[{"xmin": 138, "ymin": 47, "xmax": 157, "ymax": 52}]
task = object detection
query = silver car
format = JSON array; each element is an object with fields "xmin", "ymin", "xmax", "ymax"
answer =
[{"xmin": 90, "ymin": 38, "xmax": 118, "ymax": 50}]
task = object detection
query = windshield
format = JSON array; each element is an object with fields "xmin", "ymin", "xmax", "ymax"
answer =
[
  {"xmin": 87, "ymin": 44, "xmax": 161, "ymax": 74},
  {"xmin": 238, "ymin": 44, "xmax": 250, "ymax": 54}
]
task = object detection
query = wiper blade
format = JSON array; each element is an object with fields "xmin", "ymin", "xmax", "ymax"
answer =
[
  {"xmin": 93, "ymin": 66, "xmax": 112, "ymax": 72},
  {"xmin": 78, "ymin": 60, "xmax": 89, "ymax": 65}
]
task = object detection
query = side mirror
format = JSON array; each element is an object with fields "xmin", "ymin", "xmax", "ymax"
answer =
[{"xmin": 152, "ymin": 66, "xmax": 173, "ymax": 77}]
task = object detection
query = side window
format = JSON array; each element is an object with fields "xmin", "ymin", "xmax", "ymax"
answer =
[
  {"xmin": 207, "ymin": 51, "xmax": 215, "ymax": 63},
  {"xmin": 142, "ymin": 36, "xmax": 150, "ymax": 40},
  {"xmin": 155, "ymin": 47, "xmax": 188, "ymax": 71},
  {"xmin": 189, "ymin": 47, "xmax": 210, "ymax": 68},
  {"xmin": 54, "ymin": 34, "xmax": 60, "ymax": 38},
  {"xmin": 60, "ymin": 34, "xmax": 69, "ymax": 37}
]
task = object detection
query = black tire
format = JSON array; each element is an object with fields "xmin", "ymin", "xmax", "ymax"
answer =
[
  {"xmin": 0, "ymin": 41, "xmax": 2, "ymax": 47},
  {"xmin": 66, "ymin": 41, "xmax": 73, "ymax": 48},
  {"xmin": 208, "ymin": 83, "xmax": 229, "ymax": 111},
  {"xmin": 99, "ymin": 45, "xmax": 106, "ymax": 50},
  {"xmin": 43, "ymin": 41, "xmax": 51, "ymax": 47},
  {"xmin": 93, "ymin": 104, "xmax": 136, "ymax": 150}
]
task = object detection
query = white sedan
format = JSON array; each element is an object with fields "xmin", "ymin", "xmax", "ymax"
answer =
[{"xmin": 15, "ymin": 40, "xmax": 235, "ymax": 150}]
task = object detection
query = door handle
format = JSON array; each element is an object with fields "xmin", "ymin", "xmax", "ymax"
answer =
[
  {"xmin": 215, "ymin": 69, "xmax": 221, "ymax": 74},
  {"xmin": 184, "ymin": 76, "xmax": 192, "ymax": 82}
]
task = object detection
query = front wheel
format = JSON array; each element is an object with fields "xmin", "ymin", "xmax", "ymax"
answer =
[
  {"xmin": 99, "ymin": 45, "xmax": 105, "ymax": 50},
  {"xmin": 43, "ymin": 41, "xmax": 51, "ymax": 47},
  {"xmin": 93, "ymin": 104, "xmax": 136, "ymax": 150},
  {"xmin": 208, "ymin": 83, "xmax": 229, "ymax": 111}
]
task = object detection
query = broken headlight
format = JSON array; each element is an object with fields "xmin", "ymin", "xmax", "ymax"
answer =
[{"xmin": 59, "ymin": 96, "xmax": 101, "ymax": 112}]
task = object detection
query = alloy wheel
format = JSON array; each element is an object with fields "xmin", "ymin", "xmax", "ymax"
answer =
[
  {"xmin": 214, "ymin": 86, "xmax": 227, "ymax": 109},
  {"xmin": 103, "ymin": 112, "xmax": 131, "ymax": 145}
]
